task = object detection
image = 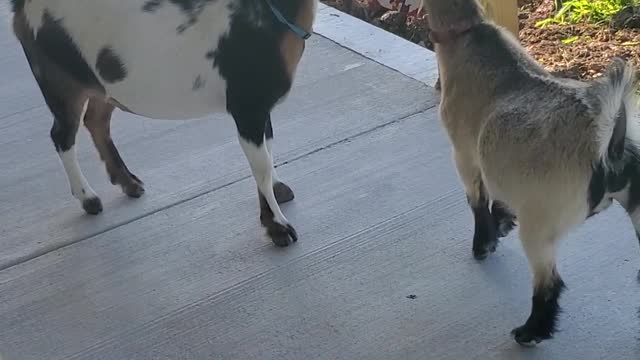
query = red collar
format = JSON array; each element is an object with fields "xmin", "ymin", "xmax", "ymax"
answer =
[{"xmin": 429, "ymin": 20, "xmax": 481, "ymax": 43}]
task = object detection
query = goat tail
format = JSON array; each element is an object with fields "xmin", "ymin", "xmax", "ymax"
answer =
[{"xmin": 595, "ymin": 57, "xmax": 640, "ymax": 170}]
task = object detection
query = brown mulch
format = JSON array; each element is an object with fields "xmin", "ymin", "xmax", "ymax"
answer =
[
  {"xmin": 322, "ymin": 0, "xmax": 640, "ymax": 81},
  {"xmin": 519, "ymin": 0, "xmax": 640, "ymax": 79}
]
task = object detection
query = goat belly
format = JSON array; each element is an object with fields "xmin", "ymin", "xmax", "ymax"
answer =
[{"xmin": 24, "ymin": 0, "xmax": 234, "ymax": 120}]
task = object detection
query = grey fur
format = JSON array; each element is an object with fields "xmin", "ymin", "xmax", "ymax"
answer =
[{"xmin": 422, "ymin": 0, "xmax": 639, "ymax": 346}]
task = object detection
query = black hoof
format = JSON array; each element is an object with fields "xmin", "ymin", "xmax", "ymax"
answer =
[
  {"xmin": 266, "ymin": 223, "xmax": 298, "ymax": 247},
  {"xmin": 511, "ymin": 325, "xmax": 549, "ymax": 347},
  {"xmin": 82, "ymin": 197, "xmax": 103, "ymax": 215},
  {"xmin": 113, "ymin": 172, "xmax": 145, "ymax": 198},
  {"xmin": 473, "ymin": 238, "xmax": 498, "ymax": 260},
  {"xmin": 123, "ymin": 179, "xmax": 145, "ymax": 198},
  {"xmin": 473, "ymin": 249, "xmax": 489, "ymax": 260},
  {"xmin": 496, "ymin": 218, "xmax": 516, "ymax": 238},
  {"xmin": 274, "ymin": 182, "xmax": 294, "ymax": 204}
]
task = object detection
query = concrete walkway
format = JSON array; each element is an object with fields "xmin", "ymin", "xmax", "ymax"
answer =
[{"xmin": 0, "ymin": 3, "xmax": 638, "ymax": 359}]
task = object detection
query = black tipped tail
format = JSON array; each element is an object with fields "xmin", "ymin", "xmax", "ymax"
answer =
[{"xmin": 600, "ymin": 58, "xmax": 638, "ymax": 167}]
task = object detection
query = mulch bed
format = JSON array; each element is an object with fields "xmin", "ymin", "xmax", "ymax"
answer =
[{"xmin": 321, "ymin": 0, "xmax": 640, "ymax": 81}]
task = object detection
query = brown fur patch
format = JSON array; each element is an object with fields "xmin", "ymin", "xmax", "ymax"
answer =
[{"xmin": 279, "ymin": 0, "xmax": 316, "ymax": 79}]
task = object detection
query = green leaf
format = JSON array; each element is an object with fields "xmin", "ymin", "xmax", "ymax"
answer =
[{"xmin": 562, "ymin": 35, "xmax": 580, "ymax": 44}]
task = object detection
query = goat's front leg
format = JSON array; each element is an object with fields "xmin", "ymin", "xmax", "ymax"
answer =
[
  {"xmin": 265, "ymin": 117, "xmax": 295, "ymax": 204},
  {"xmin": 232, "ymin": 110, "xmax": 297, "ymax": 247},
  {"xmin": 511, "ymin": 213, "xmax": 566, "ymax": 346},
  {"xmin": 453, "ymin": 151, "xmax": 498, "ymax": 259}
]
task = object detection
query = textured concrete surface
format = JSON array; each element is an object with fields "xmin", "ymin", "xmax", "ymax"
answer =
[{"xmin": 0, "ymin": 3, "xmax": 639, "ymax": 360}]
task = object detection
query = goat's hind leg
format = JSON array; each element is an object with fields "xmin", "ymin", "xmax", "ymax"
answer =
[
  {"xmin": 614, "ymin": 178, "xmax": 640, "ymax": 281},
  {"xmin": 511, "ymin": 212, "xmax": 567, "ymax": 346},
  {"xmin": 13, "ymin": 12, "xmax": 101, "ymax": 214},
  {"xmin": 49, "ymin": 97, "xmax": 102, "ymax": 215},
  {"xmin": 624, "ymin": 206, "xmax": 640, "ymax": 281},
  {"xmin": 83, "ymin": 100, "xmax": 144, "ymax": 198}
]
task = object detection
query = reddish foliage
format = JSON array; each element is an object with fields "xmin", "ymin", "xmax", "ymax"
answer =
[{"xmin": 322, "ymin": 0, "xmax": 640, "ymax": 80}]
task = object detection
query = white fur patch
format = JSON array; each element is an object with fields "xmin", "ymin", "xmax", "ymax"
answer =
[
  {"xmin": 597, "ymin": 62, "xmax": 638, "ymax": 170},
  {"xmin": 59, "ymin": 147, "xmax": 98, "ymax": 201},
  {"xmin": 238, "ymin": 137, "xmax": 288, "ymax": 226},
  {"xmin": 24, "ymin": 0, "xmax": 234, "ymax": 119}
]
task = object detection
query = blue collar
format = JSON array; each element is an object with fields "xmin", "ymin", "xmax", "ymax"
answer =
[{"xmin": 265, "ymin": 0, "xmax": 311, "ymax": 40}]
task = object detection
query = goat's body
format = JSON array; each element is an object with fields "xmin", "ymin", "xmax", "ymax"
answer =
[
  {"xmin": 23, "ymin": 0, "xmax": 232, "ymax": 119},
  {"xmin": 438, "ymin": 23, "xmax": 637, "ymax": 221},
  {"xmin": 10, "ymin": 0, "xmax": 317, "ymax": 246},
  {"xmin": 426, "ymin": 0, "xmax": 639, "ymax": 346}
]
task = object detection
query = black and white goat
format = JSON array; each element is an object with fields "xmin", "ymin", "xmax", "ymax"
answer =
[
  {"xmin": 422, "ymin": 0, "xmax": 640, "ymax": 346},
  {"xmin": 9, "ymin": 0, "xmax": 317, "ymax": 246}
]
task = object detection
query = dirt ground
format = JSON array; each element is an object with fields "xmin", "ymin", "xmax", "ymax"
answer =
[{"xmin": 322, "ymin": 0, "xmax": 640, "ymax": 80}]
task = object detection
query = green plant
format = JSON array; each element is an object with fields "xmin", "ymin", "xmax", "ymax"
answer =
[{"xmin": 536, "ymin": 0, "xmax": 639, "ymax": 27}]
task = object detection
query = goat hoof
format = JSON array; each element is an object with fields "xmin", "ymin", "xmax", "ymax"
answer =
[
  {"xmin": 82, "ymin": 197, "xmax": 103, "ymax": 215},
  {"xmin": 123, "ymin": 180, "xmax": 145, "ymax": 198},
  {"xmin": 473, "ymin": 240, "xmax": 498, "ymax": 260},
  {"xmin": 511, "ymin": 325, "xmax": 549, "ymax": 347},
  {"xmin": 267, "ymin": 223, "xmax": 298, "ymax": 247},
  {"xmin": 496, "ymin": 218, "xmax": 516, "ymax": 238},
  {"xmin": 473, "ymin": 249, "xmax": 489, "ymax": 260},
  {"xmin": 274, "ymin": 182, "xmax": 294, "ymax": 204}
]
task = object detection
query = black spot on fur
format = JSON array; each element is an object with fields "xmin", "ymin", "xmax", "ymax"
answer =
[
  {"xmin": 96, "ymin": 47, "xmax": 127, "ymax": 83},
  {"xmin": 192, "ymin": 75, "xmax": 205, "ymax": 90},
  {"xmin": 141, "ymin": 0, "xmax": 216, "ymax": 33},
  {"xmin": 512, "ymin": 276, "xmax": 565, "ymax": 345},
  {"xmin": 214, "ymin": 0, "xmax": 307, "ymax": 146},
  {"xmin": 588, "ymin": 164, "xmax": 607, "ymax": 215},
  {"xmin": 588, "ymin": 101, "xmax": 639, "ymax": 216},
  {"xmin": 142, "ymin": 0, "xmax": 214, "ymax": 13},
  {"xmin": 36, "ymin": 11, "xmax": 102, "ymax": 88},
  {"xmin": 142, "ymin": 0, "xmax": 162, "ymax": 11}
]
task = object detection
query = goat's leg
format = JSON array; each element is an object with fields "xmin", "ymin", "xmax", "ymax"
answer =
[
  {"xmin": 453, "ymin": 151, "xmax": 498, "ymax": 259},
  {"xmin": 13, "ymin": 13, "xmax": 100, "ymax": 214},
  {"xmin": 626, "ymin": 208, "xmax": 640, "ymax": 281},
  {"xmin": 491, "ymin": 200, "xmax": 517, "ymax": 237},
  {"xmin": 51, "ymin": 103, "xmax": 102, "ymax": 214},
  {"xmin": 618, "ymin": 198, "xmax": 640, "ymax": 281},
  {"xmin": 37, "ymin": 78, "xmax": 101, "ymax": 214},
  {"xmin": 83, "ymin": 100, "xmax": 144, "ymax": 198},
  {"xmin": 610, "ymin": 179, "xmax": 640, "ymax": 280},
  {"xmin": 265, "ymin": 117, "xmax": 294, "ymax": 204},
  {"xmin": 232, "ymin": 110, "xmax": 297, "ymax": 247},
  {"xmin": 511, "ymin": 216, "xmax": 566, "ymax": 346}
]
